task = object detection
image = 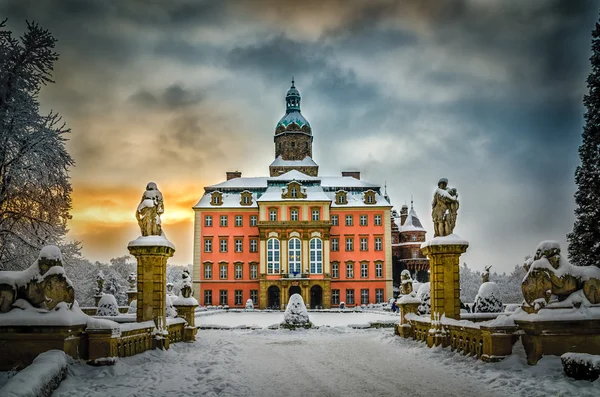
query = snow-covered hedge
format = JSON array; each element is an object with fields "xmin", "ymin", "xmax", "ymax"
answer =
[
  {"xmin": 245, "ymin": 299, "xmax": 254, "ymax": 311},
  {"xmin": 96, "ymin": 294, "xmax": 119, "ymax": 316},
  {"xmin": 416, "ymin": 283, "xmax": 430, "ymax": 315},
  {"xmin": 281, "ymin": 294, "xmax": 312, "ymax": 329},
  {"xmin": 561, "ymin": 353, "xmax": 600, "ymax": 381},
  {"xmin": 474, "ymin": 282, "xmax": 503, "ymax": 313},
  {"xmin": 0, "ymin": 350, "xmax": 68, "ymax": 397}
]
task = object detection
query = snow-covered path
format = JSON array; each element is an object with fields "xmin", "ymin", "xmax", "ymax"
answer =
[{"xmin": 54, "ymin": 328, "xmax": 597, "ymax": 397}]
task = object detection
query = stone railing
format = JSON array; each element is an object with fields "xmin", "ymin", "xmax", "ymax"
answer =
[
  {"xmin": 115, "ymin": 327, "xmax": 154, "ymax": 358},
  {"xmin": 399, "ymin": 309, "xmax": 518, "ymax": 362}
]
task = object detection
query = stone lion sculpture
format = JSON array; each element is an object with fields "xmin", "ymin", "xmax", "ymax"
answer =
[
  {"xmin": 0, "ymin": 245, "xmax": 75, "ymax": 313},
  {"xmin": 136, "ymin": 182, "xmax": 164, "ymax": 236},
  {"xmin": 522, "ymin": 241, "xmax": 600, "ymax": 311}
]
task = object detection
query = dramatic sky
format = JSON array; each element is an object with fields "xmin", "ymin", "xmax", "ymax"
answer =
[{"xmin": 2, "ymin": 0, "xmax": 598, "ymax": 273}]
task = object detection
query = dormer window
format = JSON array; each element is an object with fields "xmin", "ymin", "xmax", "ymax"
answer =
[
  {"xmin": 363, "ymin": 190, "xmax": 377, "ymax": 205},
  {"xmin": 291, "ymin": 187, "xmax": 297, "ymax": 198},
  {"xmin": 282, "ymin": 181, "xmax": 306, "ymax": 199},
  {"xmin": 240, "ymin": 191, "xmax": 253, "ymax": 206},
  {"xmin": 335, "ymin": 191, "xmax": 347, "ymax": 205},
  {"xmin": 211, "ymin": 192, "xmax": 223, "ymax": 206}
]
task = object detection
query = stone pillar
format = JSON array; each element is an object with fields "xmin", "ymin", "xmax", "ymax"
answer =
[
  {"xmin": 421, "ymin": 239, "xmax": 468, "ymax": 320},
  {"xmin": 395, "ymin": 298, "xmax": 420, "ymax": 338},
  {"xmin": 127, "ymin": 290, "xmax": 137, "ymax": 305},
  {"xmin": 127, "ymin": 243, "xmax": 175, "ymax": 328},
  {"xmin": 94, "ymin": 294, "xmax": 103, "ymax": 307},
  {"xmin": 173, "ymin": 298, "xmax": 199, "ymax": 342}
]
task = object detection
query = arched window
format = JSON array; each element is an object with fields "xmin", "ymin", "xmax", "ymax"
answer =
[
  {"xmin": 310, "ymin": 238, "xmax": 323, "ymax": 274},
  {"xmin": 267, "ymin": 238, "xmax": 280, "ymax": 274},
  {"xmin": 288, "ymin": 238, "xmax": 301, "ymax": 275}
]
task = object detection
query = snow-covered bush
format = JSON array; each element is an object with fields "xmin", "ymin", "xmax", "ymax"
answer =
[
  {"xmin": 96, "ymin": 294, "xmax": 119, "ymax": 316},
  {"xmin": 562, "ymin": 353, "xmax": 600, "ymax": 382},
  {"xmin": 339, "ymin": 302, "xmax": 345, "ymax": 309},
  {"xmin": 127, "ymin": 299, "xmax": 137, "ymax": 314},
  {"xmin": 166, "ymin": 295, "xmax": 177, "ymax": 318},
  {"xmin": 474, "ymin": 282, "xmax": 503, "ymax": 313},
  {"xmin": 416, "ymin": 282, "xmax": 431, "ymax": 315},
  {"xmin": 281, "ymin": 294, "xmax": 312, "ymax": 329},
  {"xmin": 245, "ymin": 299, "xmax": 254, "ymax": 310}
]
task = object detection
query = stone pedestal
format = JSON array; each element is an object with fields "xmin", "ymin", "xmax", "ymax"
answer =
[
  {"xmin": 127, "ymin": 242, "xmax": 175, "ymax": 328},
  {"xmin": 421, "ymin": 238, "xmax": 468, "ymax": 320},
  {"xmin": 480, "ymin": 325, "xmax": 519, "ymax": 362},
  {"xmin": 395, "ymin": 300, "xmax": 420, "ymax": 338},
  {"xmin": 173, "ymin": 301, "xmax": 198, "ymax": 341},
  {"xmin": 127, "ymin": 290, "xmax": 137, "ymax": 305},
  {"xmin": 94, "ymin": 294, "xmax": 103, "ymax": 307}
]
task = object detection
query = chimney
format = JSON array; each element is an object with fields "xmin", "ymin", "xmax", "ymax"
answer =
[
  {"xmin": 226, "ymin": 171, "xmax": 242, "ymax": 181},
  {"xmin": 400, "ymin": 205, "xmax": 408, "ymax": 226},
  {"xmin": 342, "ymin": 171, "xmax": 361, "ymax": 180}
]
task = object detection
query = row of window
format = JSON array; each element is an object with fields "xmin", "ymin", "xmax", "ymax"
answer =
[
  {"xmin": 203, "ymin": 213, "xmax": 384, "ymax": 227},
  {"xmin": 204, "ymin": 237, "xmax": 259, "ymax": 253},
  {"xmin": 204, "ymin": 236, "xmax": 384, "ymax": 254},
  {"xmin": 204, "ymin": 288, "xmax": 385, "ymax": 306},
  {"xmin": 331, "ymin": 236, "xmax": 383, "ymax": 251},
  {"xmin": 331, "ymin": 261, "xmax": 383, "ymax": 278},
  {"xmin": 267, "ymin": 238, "xmax": 323, "ymax": 274},
  {"xmin": 203, "ymin": 261, "xmax": 384, "ymax": 280},
  {"xmin": 204, "ymin": 263, "xmax": 259, "ymax": 280},
  {"xmin": 204, "ymin": 289, "xmax": 259, "ymax": 306},
  {"xmin": 331, "ymin": 288, "xmax": 385, "ymax": 305}
]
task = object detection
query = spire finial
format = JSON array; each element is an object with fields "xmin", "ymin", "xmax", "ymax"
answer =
[
  {"xmin": 291, "ymin": 77, "xmax": 295, "ymax": 88},
  {"xmin": 411, "ymin": 194, "xmax": 414, "ymax": 209}
]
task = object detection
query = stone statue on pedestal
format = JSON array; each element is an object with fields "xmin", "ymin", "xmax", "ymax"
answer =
[
  {"xmin": 136, "ymin": 182, "xmax": 164, "ymax": 236},
  {"xmin": 431, "ymin": 178, "xmax": 459, "ymax": 237}
]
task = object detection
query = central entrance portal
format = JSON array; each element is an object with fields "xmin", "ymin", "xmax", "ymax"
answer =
[
  {"xmin": 289, "ymin": 285, "xmax": 301, "ymax": 299},
  {"xmin": 267, "ymin": 286, "xmax": 280, "ymax": 309},
  {"xmin": 310, "ymin": 285, "xmax": 323, "ymax": 309}
]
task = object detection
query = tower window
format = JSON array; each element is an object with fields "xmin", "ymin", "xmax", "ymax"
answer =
[
  {"xmin": 292, "ymin": 142, "xmax": 296, "ymax": 148},
  {"xmin": 305, "ymin": 142, "xmax": 308, "ymax": 149}
]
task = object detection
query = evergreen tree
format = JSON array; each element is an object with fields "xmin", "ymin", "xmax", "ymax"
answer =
[
  {"xmin": 0, "ymin": 20, "xmax": 74, "ymax": 270},
  {"xmin": 568, "ymin": 18, "xmax": 600, "ymax": 268}
]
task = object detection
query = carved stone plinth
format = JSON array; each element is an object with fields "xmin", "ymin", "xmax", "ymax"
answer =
[
  {"xmin": 173, "ymin": 304, "xmax": 198, "ymax": 342},
  {"xmin": 127, "ymin": 290, "xmax": 137, "ymax": 305},
  {"xmin": 127, "ymin": 244, "xmax": 175, "ymax": 328},
  {"xmin": 87, "ymin": 328, "xmax": 118, "ymax": 365},
  {"xmin": 421, "ymin": 241, "xmax": 468, "ymax": 320},
  {"xmin": 515, "ymin": 318, "xmax": 600, "ymax": 365},
  {"xmin": 480, "ymin": 325, "xmax": 519, "ymax": 362}
]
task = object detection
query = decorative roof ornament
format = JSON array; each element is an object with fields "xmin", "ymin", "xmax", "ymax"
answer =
[{"xmin": 276, "ymin": 79, "xmax": 311, "ymax": 133}]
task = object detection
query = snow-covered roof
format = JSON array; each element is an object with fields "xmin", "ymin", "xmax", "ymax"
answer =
[
  {"xmin": 257, "ymin": 186, "xmax": 330, "ymax": 203},
  {"xmin": 397, "ymin": 207, "xmax": 426, "ymax": 232},
  {"xmin": 269, "ymin": 155, "xmax": 318, "ymax": 167},
  {"xmin": 276, "ymin": 110, "xmax": 311, "ymax": 131}
]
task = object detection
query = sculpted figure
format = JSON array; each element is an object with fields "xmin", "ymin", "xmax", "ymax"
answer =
[
  {"xmin": 522, "ymin": 241, "xmax": 600, "ymax": 311},
  {"xmin": 482, "ymin": 265, "xmax": 492, "ymax": 283},
  {"xmin": 180, "ymin": 269, "xmax": 193, "ymax": 298},
  {"xmin": 136, "ymin": 182, "xmax": 164, "ymax": 236},
  {"xmin": 400, "ymin": 270, "xmax": 414, "ymax": 295},
  {"xmin": 431, "ymin": 178, "xmax": 459, "ymax": 237}
]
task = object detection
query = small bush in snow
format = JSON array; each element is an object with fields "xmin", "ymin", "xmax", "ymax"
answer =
[
  {"xmin": 474, "ymin": 282, "xmax": 503, "ymax": 313},
  {"xmin": 562, "ymin": 353, "xmax": 600, "ymax": 381},
  {"xmin": 281, "ymin": 294, "xmax": 312, "ymax": 329},
  {"xmin": 96, "ymin": 294, "xmax": 119, "ymax": 316},
  {"xmin": 416, "ymin": 283, "xmax": 431, "ymax": 315}
]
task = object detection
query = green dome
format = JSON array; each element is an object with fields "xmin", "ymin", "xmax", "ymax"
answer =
[{"xmin": 276, "ymin": 79, "xmax": 311, "ymax": 133}]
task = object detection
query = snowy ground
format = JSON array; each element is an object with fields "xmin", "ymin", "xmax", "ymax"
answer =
[
  {"xmin": 52, "ymin": 328, "xmax": 598, "ymax": 397},
  {"xmin": 196, "ymin": 311, "xmax": 396, "ymax": 328}
]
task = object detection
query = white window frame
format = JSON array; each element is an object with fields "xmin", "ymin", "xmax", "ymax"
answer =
[
  {"xmin": 235, "ymin": 239, "xmax": 243, "ymax": 252},
  {"xmin": 220, "ymin": 239, "xmax": 227, "ymax": 252},
  {"xmin": 204, "ymin": 264, "xmax": 212, "ymax": 280},
  {"xmin": 360, "ymin": 214, "xmax": 368, "ymax": 226},
  {"xmin": 250, "ymin": 264, "xmax": 258, "ymax": 279},
  {"xmin": 269, "ymin": 209, "xmax": 278, "ymax": 222},
  {"xmin": 205, "ymin": 215, "xmax": 212, "ymax": 227},
  {"xmin": 220, "ymin": 290, "xmax": 227, "ymax": 305},
  {"xmin": 331, "ymin": 238, "xmax": 339, "ymax": 252},
  {"xmin": 331, "ymin": 215, "xmax": 338, "ymax": 226},
  {"xmin": 250, "ymin": 215, "xmax": 258, "ymax": 226},
  {"xmin": 267, "ymin": 238, "xmax": 280, "ymax": 274},
  {"xmin": 332, "ymin": 262, "xmax": 339, "ymax": 278},
  {"xmin": 204, "ymin": 239, "xmax": 212, "ymax": 253},
  {"xmin": 331, "ymin": 289, "xmax": 340, "ymax": 305},
  {"xmin": 376, "ymin": 288, "xmax": 384, "ymax": 303},
  {"xmin": 375, "ymin": 237, "xmax": 382, "ymax": 251},
  {"xmin": 310, "ymin": 238, "xmax": 323, "ymax": 274},
  {"xmin": 346, "ymin": 262, "xmax": 354, "ymax": 278},
  {"xmin": 374, "ymin": 214, "xmax": 382, "ymax": 226},
  {"xmin": 250, "ymin": 239, "xmax": 258, "ymax": 252},
  {"xmin": 220, "ymin": 264, "xmax": 227, "ymax": 279},
  {"xmin": 361, "ymin": 289, "xmax": 369, "ymax": 304},
  {"xmin": 291, "ymin": 208, "xmax": 299, "ymax": 221},
  {"xmin": 345, "ymin": 215, "xmax": 353, "ymax": 226},
  {"xmin": 235, "ymin": 215, "xmax": 243, "ymax": 227},
  {"xmin": 375, "ymin": 262, "xmax": 383, "ymax": 278},
  {"xmin": 235, "ymin": 264, "xmax": 242, "ymax": 279},
  {"xmin": 360, "ymin": 237, "xmax": 368, "ymax": 251},
  {"xmin": 235, "ymin": 290, "xmax": 243, "ymax": 305},
  {"xmin": 312, "ymin": 209, "xmax": 320, "ymax": 221},
  {"xmin": 204, "ymin": 290, "xmax": 212, "ymax": 305},
  {"xmin": 288, "ymin": 238, "xmax": 302, "ymax": 275},
  {"xmin": 346, "ymin": 289, "xmax": 354, "ymax": 304},
  {"xmin": 346, "ymin": 237, "xmax": 353, "ymax": 251},
  {"xmin": 220, "ymin": 215, "xmax": 228, "ymax": 227},
  {"xmin": 361, "ymin": 262, "xmax": 368, "ymax": 278}
]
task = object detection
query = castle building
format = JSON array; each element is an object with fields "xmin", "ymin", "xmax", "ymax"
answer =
[
  {"xmin": 192, "ymin": 81, "xmax": 393, "ymax": 309},
  {"xmin": 391, "ymin": 202, "xmax": 430, "ymax": 289}
]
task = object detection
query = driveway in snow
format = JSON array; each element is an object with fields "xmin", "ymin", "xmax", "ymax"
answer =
[{"xmin": 54, "ymin": 328, "xmax": 597, "ymax": 397}]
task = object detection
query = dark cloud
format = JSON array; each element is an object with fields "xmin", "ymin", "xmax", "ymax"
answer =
[{"xmin": 129, "ymin": 84, "xmax": 204, "ymax": 109}]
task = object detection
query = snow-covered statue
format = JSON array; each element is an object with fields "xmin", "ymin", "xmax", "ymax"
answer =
[
  {"xmin": 127, "ymin": 272, "xmax": 137, "ymax": 291},
  {"xmin": 0, "ymin": 245, "xmax": 75, "ymax": 313},
  {"xmin": 522, "ymin": 241, "xmax": 600, "ymax": 312},
  {"xmin": 281, "ymin": 293, "xmax": 312, "ymax": 329},
  {"xmin": 135, "ymin": 182, "xmax": 164, "ymax": 236},
  {"xmin": 166, "ymin": 295, "xmax": 177, "ymax": 318},
  {"xmin": 166, "ymin": 282, "xmax": 175, "ymax": 296},
  {"xmin": 180, "ymin": 269, "xmax": 193, "ymax": 298},
  {"xmin": 431, "ymin": 178, "xmax": 459, "ymax": 237},
  {"xmin": 416, "ymin": 282, "xmax": 431, "ymax": 315},
  {"xmin": 95, "ymin": 271, "xmax": 105, "ymax": 295},
  {"xmin": 245, "ymin": 298, "xmax": 254, "ymax": 310},
  {"xmin": 127, "ymin": 299, "xmax": 137, "ymax": 314},
  {"xmin": 400, "ymin": 270, "xmax": 414, "ymax": 295},
  {"xmin": 474, "ymin": 279, "xmax": 502, "ymax": 313},
  {"xmin": 482, "ymin": 265, "xmax": 492, "ymax": 283},
  {"xmin": 96, "ymin": 293, "xmax": 119, "ymax": 316}
]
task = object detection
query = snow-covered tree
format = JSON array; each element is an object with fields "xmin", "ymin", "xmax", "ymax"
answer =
[
  {"xmin": 167, "ymin": 264, "xmax": 192, "ymax": 295},
  {"xmin": 416, "ymin": 282, "xmax": 431, "ymax": 315},
  {"xmin": 0, "ymin": 20, "xmax": 74, "ymax": 270},
  {"xmin": 568, "ymin": 18, "xmax": 600, "ymax": 268},
  {"xmin": 281, "ymin": 294, "xmax": 311, "ymax": 329},
  {"xmin": 474, "ymin": 282, "xmax": 503, "ymax": 313},
  {"xmin": 96, "ymin": 294, "xmax": 119, "ymax": 316},
  {"xmin": 459, "ymin": 263, "xmax": 481, "ymax": 303}
]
